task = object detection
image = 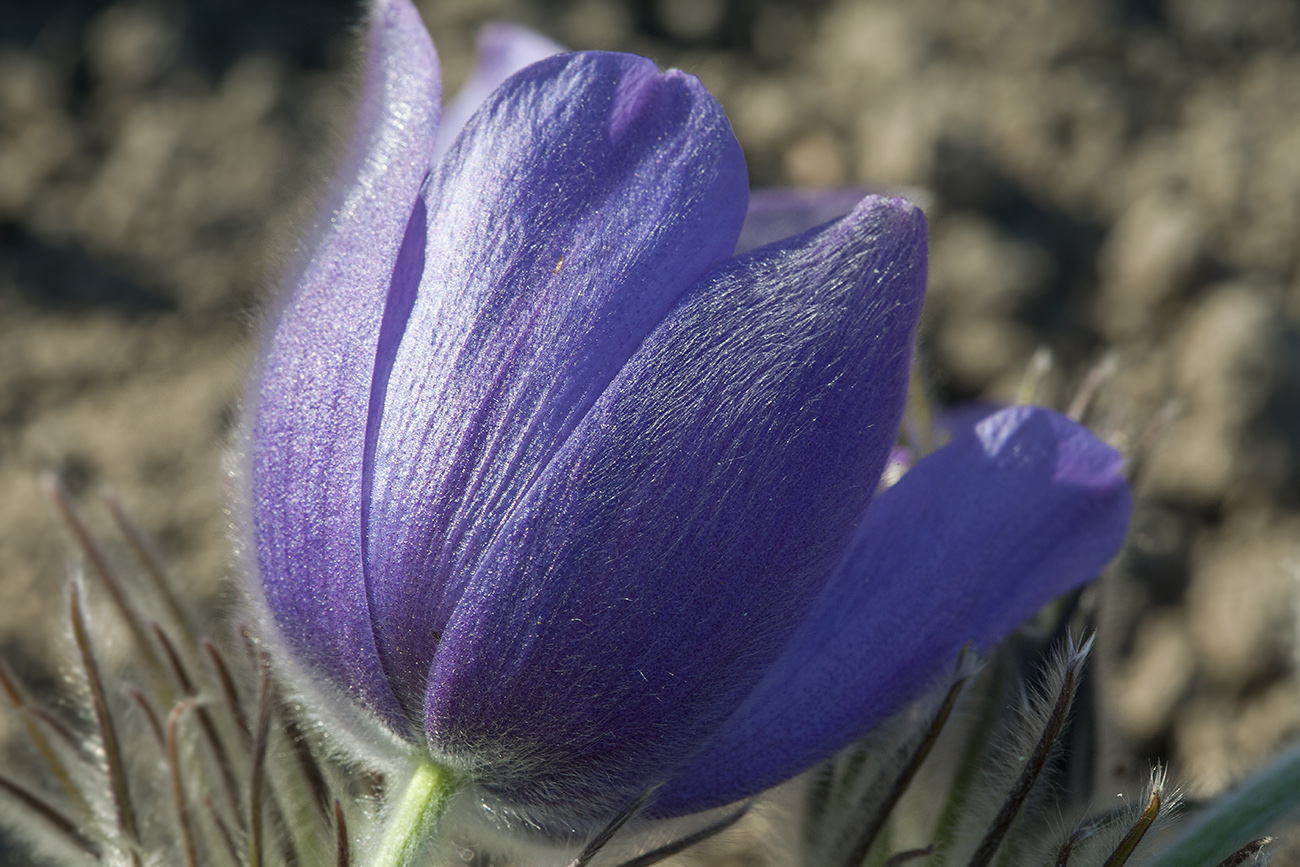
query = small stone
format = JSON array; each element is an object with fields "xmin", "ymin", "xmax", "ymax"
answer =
[
  {"xmin": 936, "ymin": 315, "xmax": 1035, "ymax": 394},
  {"xmin": 927, "ymin": 215, "xmax": 1053, "ymax": 317},
  {"xmin": 729, "ymin": 79, "xmax": 796, "ymax": 151},
  {"xmin": 1175, "ymin": 684, "xmax": 1300, "ymax": 798},
  {"xmin": 1096, "ymin": 191, "xmax": 1206, "ymax": 341},
  {"xmin": 654, "ymin": 0, "xmax": 726, "ymax": 43},
  {"xmin": 1112, "ymin": 609, "xmax": 1195, "ymax": 741},
  {"xmin": 783, "ymin": 130, "xmax": 847, "ymax": 187},
  {"xmin": 814, "ymin": 3, "xmax": 920, "ymax": 83},
  {"xmin": 84, "ymin": 0, "xmax": 180, "ymax": 92},
  {"xmin": 854, "ymin": 95, "xmax": 936, "ymax": 186},
  {"xmin": 1143, "ymin": 413, "xmax": 1241, "ymax": 506},
  {"xmin": 1172, "ymin": 283, "xmax": 1277, "ymax": 419},
  {"xmin": 1185, "ymin": 508, "xmax": 1300, "ymax": 685},
  {"xmin": 1144, "ymin": 284, "xmax": 1289, "ymax": 503}
]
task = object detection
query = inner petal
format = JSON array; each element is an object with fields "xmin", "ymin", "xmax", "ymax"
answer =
[{"xmin": 362, "ymin": 51, "xmax": 749, "ymax": 714}]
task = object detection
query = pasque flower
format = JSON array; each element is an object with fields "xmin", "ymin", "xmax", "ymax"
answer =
[{"xmin": 248, "ymin": 0, "xmax": 1131, "ymax": 831}]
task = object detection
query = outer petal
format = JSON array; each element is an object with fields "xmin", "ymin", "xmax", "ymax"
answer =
[
  {"xmin": 736, "ymin": 187, "xmax": 875, "ymax": 254},
  {"xmin": 364, "ymin": 52, "xmax": 749, "ymax": 714},
  {"xmin": 653, "ymin": 406, "xmax": 1132, "ymax": 815},
  {"xmin": 249, "ymin": 0, "xmax": 440, "ymax": 728},
  {"xmin": 433, "ymin": 23, "xmax": 565, "ymax": 163},
  {"xmin": 425, "ymin": 197, "xmax": 927, "ymax": 821}
]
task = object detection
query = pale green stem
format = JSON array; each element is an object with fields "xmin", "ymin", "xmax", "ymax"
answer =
[
  {"xmin": 1143, "ymin": 741, "xmax": 1300, "ymax": 867},
  {"xmin": 905, "ymin": 363, "xmax": 934, "ymax": 458},
  {"xmin": 368, "ymin": 761, "xmax": 460, "ymax": 867}
]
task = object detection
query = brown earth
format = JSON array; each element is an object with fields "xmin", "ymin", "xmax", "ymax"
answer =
[{"xmin": 2, "ymin": 0, "xmax": 1300, "ymax": 858}]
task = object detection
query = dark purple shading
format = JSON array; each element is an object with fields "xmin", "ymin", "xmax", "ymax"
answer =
[
  {"xmin": 935, "ymin": 400, "xmax": 1004, "ymax": 445},
  {"xmin": 423, "ymin": 196, "xmax": 927, "ymax": 822},
  {"xmin": 654, "ymin": 406, "xmax": 1131, "ymax": 815},
  {"xmin": 362, "ymin": 52, "xmax": 750, "ymax": 718},
  {"xmin": 250, "ymin": 0, "xmax": 440, "ymax": 729}
]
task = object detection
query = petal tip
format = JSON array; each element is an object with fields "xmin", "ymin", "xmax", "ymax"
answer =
[
  {"xmin": 852, "ymin": 193, "xmax": 929, "ymax": 242},
  {"xmin": 977, "ymin": 406, "xmax": 1129, "ymax": 494}
]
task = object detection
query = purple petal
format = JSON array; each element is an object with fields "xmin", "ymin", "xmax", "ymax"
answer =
[
  {"xmin": 936, "ymin": 400, "xmax": 1004, "ymax": 445},
  {"xmin": 249, "ymin": 0, "xmax": 440, "ymax": 729},
  {"xmin": 434, "ymin": 23, "xmax": 565, "ymax": 164},
  {"xmin": 424, "ymin": 196, "xmax": 927, "ymax": 820},
  {"xmin": 653, "ymin": 406, "xmax": 1131, "ymax": 815},
  {"xmin": 736, "ymin": 187, "xmax": 876, "ymax": 254},
  {"xmin": 363, "ymin": 52, "xmax": 749, "ymax": 716}
]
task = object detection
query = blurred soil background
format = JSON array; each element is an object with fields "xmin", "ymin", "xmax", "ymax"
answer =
[{"xmin": 3, "ymin": 0, "xmax": 1300, "ymax": 861}]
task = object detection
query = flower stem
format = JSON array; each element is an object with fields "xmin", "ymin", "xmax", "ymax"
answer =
[{"xmin": 368, "ymin": 761, "xmax": 460, "ymax": 867}]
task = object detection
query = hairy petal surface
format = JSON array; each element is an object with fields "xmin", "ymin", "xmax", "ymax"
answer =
[
  {"xmin": 434, "ymin": 22, "xmax": 565, "ymax": 163},
  {"xmin": 655, "ymin": 406, "xmax": 1132, "ymax": 815},
  {"xmin": 250, "ymin": 0, "xmax": 440, "ymax": 728},
  {"xmin": 364, "ymin": 52, "xmax": 749, "ymax": 715},
  {"xmin": 424, "ymin": 196, "xmax": 927, "ymax": 820}
]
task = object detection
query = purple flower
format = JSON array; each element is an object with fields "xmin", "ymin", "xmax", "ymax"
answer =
[{"xmin": 248, "ymin": 0, "xmax": 1131, "ymax": 827}]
